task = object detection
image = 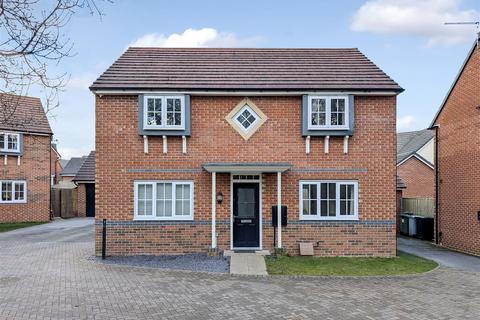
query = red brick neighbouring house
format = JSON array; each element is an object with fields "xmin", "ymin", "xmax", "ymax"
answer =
[
  {"xmin": 396, "ymin": 129, "xmax": 435, "ymax": 199},
  {"xmin": 73, "ymin": 151, "xmax": 95, "ymax": 217},
  {"xmin": 431, "ymin": 40, "xmax": 480, "ymax": 256},
  {"xmin": 90, "ymin": 48, "xmax": 403, "ymax": 257},
  {"xmin": 0, "ymin": 94, "xmax": 53, "ymax": 222}
]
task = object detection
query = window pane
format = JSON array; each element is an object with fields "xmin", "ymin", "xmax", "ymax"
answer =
[
  {"xmin": 302, "ymin": 200, "xmax": 309, "ymax": 215},
  {"xmin": 167, "ymin": 98, "xmax": 174, "ymax": 111},
  {"xmin": 182, "ymin": 184, "xmax": 190, "ymax": 199},
  {"xmin": 338, "ymin": 113, "xmax": 344, "ymax": 125},
  {"xmin": 8, "ymin": 135, "xmax": 17, "ymax": 150},
  {"xmin": 340, "ymin": 185, "xmax": 346, "ymax": 199},
  {"xmin": 175, "ymin": 200, "xmax": 182, "ymax": 215},
  {"xmin": 310, "ymin": 199, "xmax": 317, "ymax": 215},
  {"xmin": 154, "ymin": 99, "xmax": 162, "ymax": 111},
  {"xmin": 174, "ymin": 113, "xmax": 181, "ymax": 125},
  {"xmin": 340, "ymin": 201, "xmax": 346, "ymax": 215},
  {"xmin": 308, "ymin": 185, "xmax": 316, "ymax": 199},
  {"xmin": 157, "ymin": 183, "xmax": 164, "ymax": 199},
  {"xmin": 302, "ymin": 185, "xmax": 309, "ymax": 199},
  {"xmin": 156, "ymin": 200, "xmax": 165, "ymax": 216},
  {"xmin": 167, "ymin": 112, "xmax": 174, "ymax": 125},
  {"xmin": 174, "ymin": 99, "xmax": 181, "ymax": 112},
  {"xmin": 328, "ymin": 200, "xmax": 336, "ymax": 216},
  {"xmin": 320, "ymin": 200, "xmax": 328, "ymax": 216},
  {"xmin": 321, "ymin": 183, "xmax": 327, "ymax": 199},
  {"xmin": 164, "ymin": 200, "xmax": 172, "ymax": 216},
  {"xmin": 311, "ymin": 113, "xmax": 319, "ymax": 126},
  {"xmin": 175, "ymin": 184, "xmax": 183, "ymax": 200},
  {"xmin": 165, "ymin": 183, "xmax": 172, "ymax": 199},
  {"xmin": 183, "ymin": 200, "xmax": 190, "ymax": 216},
  {"xmin": 318, "ymin": 113, "xmax": 325, "ymax": 125},
  {"xmin": 145, "ymin": 200, "xmax": 153, "ymax": 215},
  {"xmin": 14, "ymin": 183, "xmax": 24, "ymax": 201},
  {"xmin": 0, "ymin": 135, "xmax": 4, "ymax": 149},
  {"xmin": 138, "ymin": 185, "xmax": 146, "ymax": 199},
  {"xmin": 338, "ymin": 99, "xmax": 345, "ymax": 111},
  {"xmin": 137, "ymin": 201, "xmax": 145, "ymax": 215},
  {"xmin": 328, "ymin": 183, "xmax": 336, "ymax": 199},
  {"xmin": 147, "ymin": 99, "xmax": 154, "ymax": 111},
  {"xmin": 331, "ymin": 113, "xmax": 338, "ymax": 125}
]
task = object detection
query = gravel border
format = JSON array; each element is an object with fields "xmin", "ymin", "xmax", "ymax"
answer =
[{"xmin": 94, "ymin": 253, "xmax": 230, "ymax": 273}]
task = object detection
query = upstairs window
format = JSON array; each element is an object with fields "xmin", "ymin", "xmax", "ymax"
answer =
[
  {"xmin": 0, "ymin": 181, "xmax": 26, "ymax": 203},
  {"xmin": 0, "ymin": 133, "xmax": 20, "ymax": 152},
  {"xmin": 308, "ymin": 96, "xmax": 349, "ymax": 130},
  {"xmin": 300, "ymin": 180, "xmax": 358, "ymax": 220},
  {"xmin": 143, "ymin": 96, "xmax": 185, "ymax": 130}
]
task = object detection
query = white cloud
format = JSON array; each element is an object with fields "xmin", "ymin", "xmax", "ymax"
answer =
[
  {"xmin": 397, "ymin": 115, "xmax": 417, "ymax": 132},
  {"xmin": 129, "ymin": 28, "xmax": 261, "ymax": 48},
  {"xmin": 351, "ymin": 0, "xmax": 479, "ymax": 46}
]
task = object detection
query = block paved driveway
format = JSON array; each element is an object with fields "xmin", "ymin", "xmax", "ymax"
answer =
[{"xmin": 1, "ymin": 219, "xmax": 479, "ymax": 320}]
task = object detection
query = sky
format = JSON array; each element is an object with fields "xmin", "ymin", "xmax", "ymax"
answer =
[{"xmin": 38, "ymin": 0, "xmax": 480, "ymax": 159}]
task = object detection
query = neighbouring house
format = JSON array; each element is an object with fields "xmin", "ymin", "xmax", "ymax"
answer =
[
  {"xmin": 59, "ymin": 156, "xmax": 86, "ymax": 182},
  {"xmin": 50, "ymin": 144, "xmax": 63, "ymax": 186},
  {"xmin": 73, "ymin": 151, "xmax": 95, "ymax": 217},
  {"xmin": 431, "ymin": 39, "xmax": 480, "ymax": 256},
  {"xmin": 396, "ymin": 175, "xmax": 406, "ymax": 213},
  {"xmin": 0, "ymin": 94, "xmax": 53, "ymax": 222},
  {"xmin": 90, "ymin": 48, "xmax": 403, "ymax": 257},
  {"xmin": 396, "ymin": 129, "xmax": 435, "ymax": 199}
]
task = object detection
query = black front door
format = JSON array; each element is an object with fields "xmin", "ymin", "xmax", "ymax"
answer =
[
  {"xmin": 85, "ymin": 183, "xmax": 95, "ymax": 217},
  {"xmin": 233, "ymin": 183, "xmax": 260, "ymax": 248}
]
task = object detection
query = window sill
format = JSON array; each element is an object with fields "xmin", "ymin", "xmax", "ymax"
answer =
[
  {"xmin": 0, "ymin": 201, "xmax": 27, "ymax": 204},
  {"xmin": 133, "ymin": 216, "xmax": 194, "ymax": 221},
  {"xmin": 143, "ymin": 126, "xmax": 186, "ymax": 131},
  {"xmin": 307, "ymin": 126, "xmax": 350, "ymax": 131},
  {"xmin": 299, "ymin": 216, "xmax": 359, "ymax": 221}
]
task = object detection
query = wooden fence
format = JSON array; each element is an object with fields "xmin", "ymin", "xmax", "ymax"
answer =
[
  {"xmin": 401, "ymin": 198, "xmax": 435, "ymax": 217},
  {"xmin": 51, "ymin": 188, "xmax": 78, "ymax": 218}
]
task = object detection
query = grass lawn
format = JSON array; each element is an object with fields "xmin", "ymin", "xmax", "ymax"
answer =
[
  {"xmin": 265, "ymin": 251, "xmax": 438, "ymax": 276},
  {"xmin": 0, "ymin": 221, "xmax": 47, "ymax": 233}
]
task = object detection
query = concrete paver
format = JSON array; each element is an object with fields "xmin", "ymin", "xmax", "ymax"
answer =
[
  {"xmin": 0, "ymin": 219, "xmax": 479, "ymax": 319},
  {"xmin": 229, "ymin": 253, "xmax": 267, "ymax": 275}
]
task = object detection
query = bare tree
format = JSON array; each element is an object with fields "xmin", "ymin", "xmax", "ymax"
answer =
[{"xmin": 0, "ymin": 0, "xmax": 108, "ymax": 127}]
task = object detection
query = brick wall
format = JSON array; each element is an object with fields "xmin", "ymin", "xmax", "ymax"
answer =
[
  {"xmin": 95, "ymin": 95, "xmax": 397, "ymax": 257},
  {"xmin": 0, "ymin": 134, "xmax": 51, "ymax": 222},
  {"xmin": 77, "ymin": 183, "xmax": 86, "ymax": 217},
  {"xmin": 397, "ymin": 157, "xmax": 435, "ymax": 198},
  {"xmin": 435, "ymin": 44, "xmax": 480, "ymax": 256}
]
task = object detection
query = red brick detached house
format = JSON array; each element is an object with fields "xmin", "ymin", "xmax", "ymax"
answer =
[
  {"xmin": 90, "ymin": 48, "xmax": 403, "ymax": 257},
  {"xmin": 0, "ymin": 94, "xmax": 53, "ymax": 222},
  {"xmin": 73, "ymin": 151, "xmax": 95, "ymax": 217},
  {"xmin": 431, "ymin": 40, "xmax": 480, "ymax": 256},
  {"xmin": 396, "ymin": 129, "xmax": 434, "ymax": 199}
]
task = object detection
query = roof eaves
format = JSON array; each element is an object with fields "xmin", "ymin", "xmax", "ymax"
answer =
[{"xmin": 430, "ymin": 40, "xmax": 478, "ymax": 127}]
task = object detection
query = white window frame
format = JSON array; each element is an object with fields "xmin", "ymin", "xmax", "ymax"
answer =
[
  {"xmin": 143, "ymin": 95, "xmax": 185, "ymax": 130},
  {"xmin": 307, "ymin": 95, "xmax": 349, "ymax": 130},
  {"xmin": 299, "ymin": 180, "xmax": 358, "ymax": 220},
  {"xmin": 133, "ymin": 180, "xmax": 194, "ymax": 221},
  {"xmin": 233, "ymin": 104, "xmax": 260, "ymax": 133},
  {"xmin": 0, "ymin": 132, "xmax": 20, "ymax": 153},
  {"xmin": 0, "ymin": 180, "xmax": 27, "ymax": 204}
]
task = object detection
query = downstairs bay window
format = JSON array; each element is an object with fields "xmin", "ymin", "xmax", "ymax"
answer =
[
  {"xmin": 0, "ymin": 180, "xmax": 26, "ymax": 203},
  {"xmin": 134, "ymin": 181, "xmax": 194, "ymax": 220},
  {"xmin": 299, "ymin": 180, "xmax": 358, "ymax": 220}
]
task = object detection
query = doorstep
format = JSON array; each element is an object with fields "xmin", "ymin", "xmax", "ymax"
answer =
[{"xmin": 227, "ymin": 252, "xmax": 268, "ymax": 276}]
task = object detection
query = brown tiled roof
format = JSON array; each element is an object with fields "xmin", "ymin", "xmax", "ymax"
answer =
[
  {"xmin": 90, "ymin": 48, "xmax": 403, "ymax": 92},
  {"xmin": 0, "ymin": 93, "xmax": 52, "ymax": 134},
  {"xmin": 73, "ymin": 151, "xmax": 95, "ymax": 183}
]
